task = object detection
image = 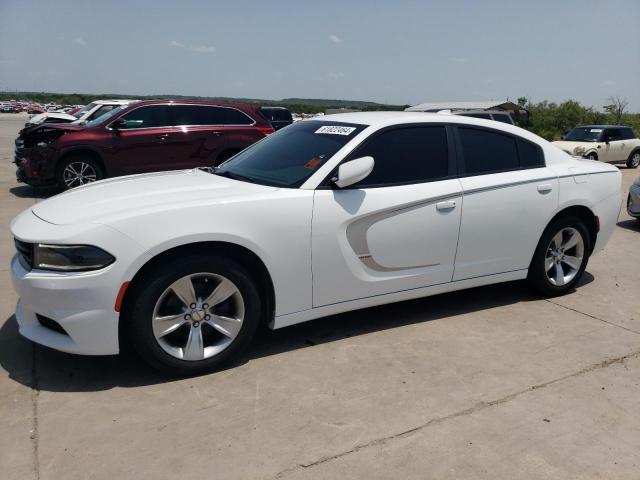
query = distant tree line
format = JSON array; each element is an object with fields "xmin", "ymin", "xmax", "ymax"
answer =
[
  {"xmin": 515, "ymin": 96, "xmax": 639, "ymax": 140},
  {"xmin": 2, "ymin": 91, "xmax": 637, "ymax": 139}
]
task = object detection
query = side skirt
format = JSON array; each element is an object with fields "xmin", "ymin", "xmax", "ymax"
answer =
[{"xmin": 271, "ymin": 269, "xmax": 528, "ymax": 329}]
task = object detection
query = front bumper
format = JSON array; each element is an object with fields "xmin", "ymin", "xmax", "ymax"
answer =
[
  {"xmin": 11, "ymin": 254, "xmax": 121, "ymax": 355},
  {"xmin": 628, "ymin": 185, "xmax": 640, "ymax": 218},
  {"xmin": 10, "ymin": 210, "xmax": 152, "ymax": 356}
]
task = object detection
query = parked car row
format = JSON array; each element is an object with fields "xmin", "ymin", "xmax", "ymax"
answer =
[{"xmin": 14, "ymin": 99, "xmax": 291, "ymax": 189}]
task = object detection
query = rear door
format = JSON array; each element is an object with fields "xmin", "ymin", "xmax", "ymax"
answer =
[
  {"xmin": 603, "ymin": 128, "xmax": 627, "ymax": 162},
  {"xmin": 312, "ymin": 125, "xmax": 463, "ymax": 306},
  {"xmin": 453, "ymin": 126, "xmax": 558, "ymax": 280}
]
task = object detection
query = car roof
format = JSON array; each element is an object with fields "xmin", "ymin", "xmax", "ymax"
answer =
[
  {"xmin": 92, "ymin": 99, "xmax": 138, "ymax": 105},
  {"xmin": 575, "ymin": 125, "xmax": 632, "ymax": 129},
  {"xmin": 128, "ymin": 99, "xmax": 259, "ymax": 110}
]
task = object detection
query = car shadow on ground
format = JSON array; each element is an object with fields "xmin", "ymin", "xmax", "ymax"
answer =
[
  {"xmin": 9, "ymin": 185, "xmax": 58, "ymax": 199},
  {"xmin": 616, "ymin": 219, "xmax": 639, "ymax": 233},
  {"xmin": 0, "ymin": 275, "xmax": 594, "ymax": 393}
]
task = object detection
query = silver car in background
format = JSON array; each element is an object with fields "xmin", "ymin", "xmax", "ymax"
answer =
[{"xmin": 628, "ymin": 177, "xmax": 640, "ymax": 221}]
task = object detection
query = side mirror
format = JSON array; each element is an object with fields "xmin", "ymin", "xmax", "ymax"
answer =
[
  {"xmin": 110, "ymin": 118, "xmax": 128, "ymax": 130},
  {"xmin": 333, "ymin": 156, "xmax": 374, "ymax": 188}
]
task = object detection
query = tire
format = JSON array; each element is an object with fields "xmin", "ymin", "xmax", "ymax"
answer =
[
  {"xmin": 527, "ymin": 216, "xmax": 591, "ymax": 297},
  {"xmin": 125, "ymin": 254, "xmax": 262, "ymax": 376},
  {"xmin": 627, "ymin": 150, "xmax": 640, "ymax": 169},
  {"xmin": 56, "ymin": 155, "xmax": 104, "ymax": 190},
  {"xmin": 585, "ymin": 152, "xmax": 597, "ymax": 161}
]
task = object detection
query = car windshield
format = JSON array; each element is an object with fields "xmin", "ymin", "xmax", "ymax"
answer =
[
  {"xmin": 564, "ymin": 127, "xmax": 603, "ymax": 142},
  {"xmin": 215, "ymin": 120, "xmax": 367, "ymax": 188},
  {"xmin": 82, "ymin": 105, "xmax": 128, "ymax": 127},
  {"xmin": 73, "ymin": 102, "xmax": 97, "ymax": 119}
]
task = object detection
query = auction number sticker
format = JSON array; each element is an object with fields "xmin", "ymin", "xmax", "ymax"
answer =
[{"xmin": 315, "ymin": 126, "xmax": 356, "ymax": 135}]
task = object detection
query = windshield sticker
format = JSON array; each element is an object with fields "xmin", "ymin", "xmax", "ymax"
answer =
[
  {"xmin": 590, "ymin": 129, "xmax": 603, "ymax": 132},
  {"xmin": 304, "ymin": 156, "xmax": 324, "ymax": 169},
  {"xmin": 315, "ymin": 125, "xmax": 356, "ymax": 136}
]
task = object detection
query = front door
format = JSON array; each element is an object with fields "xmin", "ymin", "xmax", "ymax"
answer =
[
  {"xmin": 109, "ymin": 104, "xmax": 179, "ymax": 175},
  {"xmin": 312, "ymin": 125, "xmax": 462, "ymax": 307}
]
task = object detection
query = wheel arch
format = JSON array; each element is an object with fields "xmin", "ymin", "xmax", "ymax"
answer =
[
  {"xmin": 119, "ymin": 241, "xmax": 276, "ymax": 342},
  {"xmin": 56, "ymin": 147, "xmax": 107, "ymax": 176},
  {"xmin": 583, "ymin": 149, "xmax": 598, "ymax": 160},
  {"xmin": 546, "ymin": 205, "xmax": 598, "ymax": 254}
]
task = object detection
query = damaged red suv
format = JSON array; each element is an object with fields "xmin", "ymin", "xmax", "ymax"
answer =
[{"xmin": 15, "ymin": 100, "xmax": 274, "ymax": 190}]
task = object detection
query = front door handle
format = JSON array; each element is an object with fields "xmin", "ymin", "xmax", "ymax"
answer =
[
  {"xmin": 211, "ymin": 131, "xmax": 224, "ymax": 136},
  {"xmin": 156, "ymin": 134, "xmax": 169, "ymax": 141},
  {"xmin": 537, "ymin": 183, "xmax": 553, "ymax": 193},
  {"xmin": 436, "ymin": 200, "xmax": 457, "ymax": 211}
]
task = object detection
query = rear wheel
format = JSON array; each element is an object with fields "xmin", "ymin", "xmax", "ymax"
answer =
[
  {"xmin": 585, "ymin": 152, "xmax": 597, "ymax": 161},
  {"xmin": 125, "ymin": 254, "xmax": 262, "ymax": 376},
  {"xmin": 56, "ymin": 155, "xmax": 104, "ymax": 190},
  {"xmin": 528, "ymin": 216, "xmax": 591, "ymax": 296},
  {"xmin": 627, "ymin": 150, "xmax": 640, "ymax": 168}
]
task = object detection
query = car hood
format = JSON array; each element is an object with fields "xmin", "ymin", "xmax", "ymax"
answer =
[
  {"xmin": 20, "ymin": 122, "xmax": 85, "ymax": 137},
  {"xmin": 32, "ymin": 169, "xmax": 278, "ymax": 226},
  {"xmin": 552, "ymin": 140, "xmax": 597, "ymax": 152},
  {"xmin": 28, "ymin": 112, "xmax": 77, "ymax": 124}
]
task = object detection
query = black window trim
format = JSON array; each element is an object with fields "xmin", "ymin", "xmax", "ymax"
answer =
[
  {"xmin": 318, "ymin": 123, "xmax": 458, "ymax": 189},
  {"xmin": 106, "ymin": 103, "xmax": 256, "ymax": 131},
  {"xmin": 451, "ymin": 124, "xmax": 546, "ymax": 178}
]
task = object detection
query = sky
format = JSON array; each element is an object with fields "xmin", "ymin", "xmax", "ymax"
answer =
[{"xmin": 1, "ymin": 0, "xmax": 639, "ymax": 110}]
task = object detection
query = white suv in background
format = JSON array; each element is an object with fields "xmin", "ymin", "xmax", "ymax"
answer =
[
  {"xmin": 553, "ymin": 125, "xmax": 640, "ymax": 168},
  {"xmin": 26, "ymin": 99, "xmax": 138, "ymax": 127}
]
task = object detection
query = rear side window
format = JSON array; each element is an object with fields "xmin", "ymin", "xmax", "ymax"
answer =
[
  {"xmin": 120, "ymin": 105, "xmax": 172, "ymax": 129},
  {"xmin": 459, "ymin": 127, "xmax": 544, "ymax": 174},
  {"xmin": 172, "ymin": 105, "xmax": 254, "ymax": 126},
  {"xmin": 606, "ymin": 128, "xmax": 624, "ymax": 141},
  {"xmin": 492, "ymin": 114, "xmax": 513, "ymax": 124},
  {"xmin": 621, "ymin": 128, "xmax": 636, "ymax": 140},
  {"xmin": 349, "ymin": 126, "xmax": 449, "ymax": 187}
]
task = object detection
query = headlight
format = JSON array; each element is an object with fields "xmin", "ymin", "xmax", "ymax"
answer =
[
  {"xmin": 33, "ymin": 244, "xmax": 115, "ymax": 272},
  {"xmin": 573, "ymin": 146, "xmax": 586, "ymax": 155}
]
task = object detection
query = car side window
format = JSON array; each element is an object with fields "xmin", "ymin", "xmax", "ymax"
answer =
[
  {"xmin": 120, "ymin": 105, "xmax": 172, "ymax": 129},
  {"xmin": 347, "ymin": 126, "xmax": 449, "ymax": 188},
  {"xmin": 606, "ymin": 128, "xmax": 623, "ymax": 141},
  {"xmin": 172, "ymin": 105, "xmax": 254, "ymax": 126},
  {"xmin": 459, "ymin": 127, "xmax": 519, "ymax": 174},
  {"xmin": 492, "ymin": 114, "xmax": 513, "ymax": 124},
  {"xmin": 517, "ymin": 139, "xmax": 545, "ymax": 168}
]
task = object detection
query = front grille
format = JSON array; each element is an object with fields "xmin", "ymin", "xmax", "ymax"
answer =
[
  {"xmin": 36, "ymin": 314, "xmax": 68, "ymax": 335},
  {"xmin": 14, "ymin": 238, "xmax": 33, "ymax": 270}
]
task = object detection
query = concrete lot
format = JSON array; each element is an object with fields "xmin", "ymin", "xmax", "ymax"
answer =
[{"xmin": 0, "ymin": 112, "xmax": 638, "ymax": 480}]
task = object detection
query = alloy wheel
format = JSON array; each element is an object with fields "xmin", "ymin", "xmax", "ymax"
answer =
[
  {"xmin": 151, "ymin": 273, "xmax": 245, "ymax": 361},
  {"xmin": 63, "ymin": 161, "xmax": 98, "ymax": 188},
  {"xmin": 630, "ymin": 153, "xmax": 640, "ymax": 168},
  {"xmin": 545, "ymin": 227, "xmax": 585, "ymax": 286}
]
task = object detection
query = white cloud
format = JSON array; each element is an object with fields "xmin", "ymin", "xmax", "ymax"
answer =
[
  {"xmin": 451, "ymin": 57, "xmax": 469, "ymax": 63},
  {"xmin": 74, "ymin": 37, "xmax": 87, "ymax": 47},
  {"xmin": 328, "ymin": 34, "xmax": 342, "ymax": 44},
  {"xmin": 327, "ymin": 72, "xmax": 345, "ymax": 79},
  {"xmin": 168, "ymin": 40, "xmax": 184, "ymax": 48},
  {"xmin": 190, "ymin": 45, "xmax": 216, "ymax": 53},
  {"xmin": 603, "ymin": 79, "xmax": 616, "ymax": 86}
]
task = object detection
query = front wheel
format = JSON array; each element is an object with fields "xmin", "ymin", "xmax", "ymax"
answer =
[
  {"xmin": 57, "ymin": 156, "xmax": 104, "ymax": 190},
  {"xmin": 627, "ymin": 151, "xmax": 640, "ymax": 169},
  {"xmin": 528, "ymin": 216, "xmax": 591, "ymax": 297},
  {"xmin": 125, "ymin": 255, "xmax": 262, "ymax": 375},
  {"xmin": 585, "ymin": 152, "xmax": 597, "ymax": 161}
]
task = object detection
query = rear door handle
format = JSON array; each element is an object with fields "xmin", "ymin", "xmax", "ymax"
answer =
[
  {"xmin": 436, "ymin": 200, "xmax": 457, "ymax": 211},
  {"xmin": 537, "ymin": 184, "xmax": 553, "ymax": 193}
]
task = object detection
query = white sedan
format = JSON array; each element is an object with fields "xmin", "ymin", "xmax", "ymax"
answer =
[{"xmin": 10, "ymin": 112, "xmax": 621, "ymax": 375}]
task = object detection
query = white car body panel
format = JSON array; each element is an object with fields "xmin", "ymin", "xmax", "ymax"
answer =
[{"xmin": 10, "ymin": 113, "xmax": 622, "ymax": 355}]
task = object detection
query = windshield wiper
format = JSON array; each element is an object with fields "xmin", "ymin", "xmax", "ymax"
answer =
[{"xmin": 214, "ymin": 169, "xmax": 257, "ymax": 184}]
